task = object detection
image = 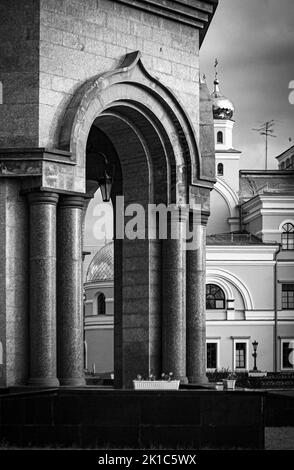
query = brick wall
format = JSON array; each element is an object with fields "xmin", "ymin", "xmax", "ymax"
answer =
[{"xmin": 39, "ymin": 0, "xmax": 200, "ymax": 147}]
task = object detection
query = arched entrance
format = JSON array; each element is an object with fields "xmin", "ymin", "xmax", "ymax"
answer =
[{"xmin": 53, "ymin": 52, "xmax": 214, "ymax": 388}]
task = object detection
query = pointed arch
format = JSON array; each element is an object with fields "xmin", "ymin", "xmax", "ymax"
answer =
[{"xmin": 59, "ymin": 51, "xmax": 203, "ymax": 201}]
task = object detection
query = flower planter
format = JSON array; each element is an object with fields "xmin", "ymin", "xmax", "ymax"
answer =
[
  {"xmin": 215, "ymin": 382, "xmax": 224, "ymax": 390},
  {"xmin": 248, "ymin": 371, "xmax": 267, "ymax": 378},
  {"xmin": 223, "ymin": 379, "xmax": 236, "ymax": 390},
  {"xmin": 133, "ymin": 380, "xmax": 180, "ymax": 390}
]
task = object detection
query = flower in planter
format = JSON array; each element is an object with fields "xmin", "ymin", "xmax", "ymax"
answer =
[
  {"xmin": 135, "ymin": 372, "xmax": 175, "ymax": 381},
  {"xmin": 160, "ymin": 372, "xmax": 174, "ymax": 381},
  {"xmin": 227, "ymin": 371, "xmax": 237, "ymax": 380}
]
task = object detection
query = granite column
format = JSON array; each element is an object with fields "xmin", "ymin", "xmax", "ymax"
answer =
[
  {"xmin": 57, "ymin": 196, "xmax": 85, "ymax": 386},
  {"xmin": 27, "ymin": 191, "xmax": 59, "ymax": 387},
  {"xmin": 186, "ymin": 211, "xmax": 209, "ymax": 384},
  {"xmin": 162, "ymin": 208, "xmax": 188, "ymax": 382}
]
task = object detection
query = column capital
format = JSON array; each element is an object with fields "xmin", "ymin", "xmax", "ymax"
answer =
[
  {"xmin": 188, "ymin": 209, "xmax": 210, "ymax": 226},
  {"xmin": 27, "ymin": 191, "xmax": 59, "ymax": 206},
  {"xmin": 201, "ymin": 210, "xmax": 210, "ymax": 226},
  {"xmin": 59, "ymin": 195, "xmax": 85, "ymax": 209}
]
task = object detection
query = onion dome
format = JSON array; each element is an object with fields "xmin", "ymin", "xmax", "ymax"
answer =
[
  {"xmin": 211, "ymin": 78, "xmax": 234, "ymax": 120},
  {"xmin": 86, "ymin": 241, "xmax": 114, "ymax": 282}
]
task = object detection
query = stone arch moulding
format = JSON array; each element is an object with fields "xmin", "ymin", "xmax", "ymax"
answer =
[
  {"xmin": 206, "ymin": 268, "xmax": 254, "ymax": 311},
  {"xmin": 205, "ymin": 274, "xmax": 234, "ymax": 301},
  {"xmin": 279, "ymin": 219, "xmax": 294, "ymax": 232},
  {"xmin": 214, "ymin": 178, "xmax": 239, "ymax": 219},
  {"xmin": 59, "ymin": 51, "xmax": 210, "ymax": 195}
]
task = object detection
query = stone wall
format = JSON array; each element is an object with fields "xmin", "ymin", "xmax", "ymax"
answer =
[
  {"xmin": 0, "ymin": 0, "xmax": 40, "ymax": 148},
  {"xmin": 39, "ymin": 0, "xmax": 200, "ymax": 148},
  {"xmin": 0, "ymin": 388, "xmax": 265, "ymax": 448}
]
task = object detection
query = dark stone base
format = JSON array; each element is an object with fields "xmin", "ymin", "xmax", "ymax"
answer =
[
  {"xmin": 0, "ymin": 389, "xmax": 265, "ymax": 449},
  {"xmin": 27, "ymin": 377, "xmax": 60, "ymax": 387},
  {"xmin": 187, "ymin": 375, "xmax": 209, "ymax": 386},
  {"xmin": 265, "ymin": 391, "xmax": 294, "ymax": 426},
  {"xmin": 59, "ymin": 378, "xmax": 86, "ymax": 387}
]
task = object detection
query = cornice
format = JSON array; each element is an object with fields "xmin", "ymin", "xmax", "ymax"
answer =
[
  {"xmin": 112, "ymin": 0, "xmax": 218, "ymax": 45},
  {"xmin": 0, "ymin": 147, "xmax": 74, "ymax": 178}
]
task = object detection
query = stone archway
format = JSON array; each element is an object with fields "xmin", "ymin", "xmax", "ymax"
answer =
[
  {"xmin": 54, "ymin": 51, "xmax": 215, "ymax": 388},
  {"xmin": 24, "ymin": 52, "xmax": 214, "ymax": 389}
]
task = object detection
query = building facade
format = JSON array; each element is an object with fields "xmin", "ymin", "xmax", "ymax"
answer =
[
  {"xmin": 84, "ymin": 75, "xmax": 294, "ymax": 375},
  {"xmin": 0, "ymin": 0, "xmax": 218, "ymax": 388}
]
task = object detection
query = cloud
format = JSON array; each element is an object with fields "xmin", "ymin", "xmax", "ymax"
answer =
[{"xmin": 201, "ymin": 0, "xmax": 294, "ymax": 168}]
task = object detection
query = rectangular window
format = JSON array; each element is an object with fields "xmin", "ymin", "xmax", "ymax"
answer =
[
  {"xmin": 207, "ymin": 342, "xmax": 218, "ymax": 369},
  {"xmin": 282, "ymin": 284, "xmax": 294, "ymax": 310},
  {"xmin": 281, "ymin": 339, "xmax": 294, "ymax": 370},
  {"xmin": 282, "ymin": 233, "xmax": 294, "ymax": 250},
  {"xmin": 235, "ymin": 342, "xmax": 247, "ymax": 369}
]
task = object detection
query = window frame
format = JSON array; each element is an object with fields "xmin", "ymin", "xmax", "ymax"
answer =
[
  {"xmin": 233, "ymin": 339, "xmax": 249, "ymax": 371},
  {"xmin": 281, "ymin": 223, "xmax": 294, "ymax": 251},
  {"xmin": 97, "ymin": 292, "xmax": 106, "ymax": 315},
  {"xmin": 280, "ymin": 338, "xmax": 294, "ymax": 371},
  {"xmin": 206, "ymin": 339, "xmax": 220, "ymax": 371},
  {"xmin": 217, "ymin": 131, "xmax": 223, "ymax": 144},
  {"xmin": 281, "ymin": 283, "xmax": 294, "ymax": 310},
  {"xmin": 206, "ymin": 284, "xmax": 226, "ymax": 310},
  {"xmin": 217, "ymin": 162, "xmax": 224, "ymax": 176}
]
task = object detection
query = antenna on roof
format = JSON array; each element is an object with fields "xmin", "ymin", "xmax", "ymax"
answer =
[{"xmin": 252, "ymin": 120, "xmax": 277, "ymax": 170}]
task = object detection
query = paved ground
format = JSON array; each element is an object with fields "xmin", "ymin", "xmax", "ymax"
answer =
[{"xmin": 265, "ymin": 427, "xmax": 294, "ymax": 450}]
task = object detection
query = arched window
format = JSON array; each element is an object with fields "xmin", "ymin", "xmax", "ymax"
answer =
[
  {"xmin": 217, "ymin": 131, "xmax": 223, "ymax": 144},
  {"xmin": 206, "ymin": 284, "xmax": 226, "ymax": 309},
  {"xmin": 217, "ymin": 163, "xmax": 224, "ymax": 176},
  {"xmin": 286, "ymin": 158, "xmax": 291, "ymax": 168},
  {"xmin": 281, "ymin": 162, "xmax": 285, "ymax": 170},
  {"xmin": 281, "ymin": 223, "xmax": 294, "ymax": 250},
  {"xmin": 97, "ymin": 293, "xmax": 106, "ymax": 315}
]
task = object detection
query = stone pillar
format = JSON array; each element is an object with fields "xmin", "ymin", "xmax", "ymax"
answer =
[
  {"xmin": 57, "ymin": 196, "xmax": 85, "ymax": 386},
  {"xmin": 27, "ymin": 191, "xmax": 59, "ymax": 387},
  {"xmin": 186, "ymin": 211, "xmax": 209, "ymax": 384},
  {"xmin": 162, "ymin": 208, "xmax": 188, "ymax": 382}
]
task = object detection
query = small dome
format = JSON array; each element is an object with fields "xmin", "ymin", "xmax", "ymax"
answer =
[
  {"xmin": 86, "ymin": 241, "xmax": 114, "ymax": 282},
  {"xmin": 211, "ymin": 79, "xmax": 234, "ymax": 120}
]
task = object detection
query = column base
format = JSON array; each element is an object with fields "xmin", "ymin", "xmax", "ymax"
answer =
[
  {"xmin": 27, "ymin": 377, "xmax": 60, "ymax": 387},
  {"xmin": 187, "ymin": 375, "xmax": 209, "ymax": 386},
  {"xmin": 179, "ymin": 376, "xmax": 188, "ymax": 385},
  {"xmin": 59, "ymin": 377, "xmax": 86, "ymax": 387}
]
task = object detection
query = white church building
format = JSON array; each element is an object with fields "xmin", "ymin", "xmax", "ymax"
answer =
[{"xmin": 83, "ymin": 76, "xmax": 294, "ymax": 377}]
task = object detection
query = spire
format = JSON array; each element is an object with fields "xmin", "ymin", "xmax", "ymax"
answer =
[
  {"xmin": 213, "ymin": 58, "xmax": 220, "ymax": 94},
  {"xmin": 211, "ymin": 58, "xmax": 235, "ymax": 120},
  {"xmin": 200, "ymin": 73, "xmax": 207, "ymax": 84}
]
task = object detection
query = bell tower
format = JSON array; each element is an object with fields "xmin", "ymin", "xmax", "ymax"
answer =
[{"xmin": 211, "ymin": 60, "xmax": 241, "ymax": 195}]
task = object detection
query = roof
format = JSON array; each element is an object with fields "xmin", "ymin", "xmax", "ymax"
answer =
[
  {"xmin": 206, "ymin": 232, "xmax": 274, "ymax": 246},
  {"xmin": 86, "ymin": 241, "xmax": 114, "ymax": 282},
  {"xmin": 215, "ymin": 149, "xmax": 242, "ymax": 154},
  {"xmin": 275, "ymin": 144, "xmax": 294, "ymax": 161},
  {"xmin": 239, "ymin": 171, "xmax": 294, "ymax": 199}
]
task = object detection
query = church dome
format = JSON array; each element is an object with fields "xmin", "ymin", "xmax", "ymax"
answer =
[
  {"xmin": 86, "ymin": 241, "xmax": 114, "ymax": 282},
  {"xmin": 211, "ymin": 78, "xmax": 234, "ymax": 120}
]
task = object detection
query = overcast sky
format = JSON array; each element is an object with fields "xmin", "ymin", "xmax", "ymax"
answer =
[
  {"xmin": 84, "ymin": 0, "xmax": 294, "ymax": 253},
  {"xmin": 200, "ymin": 0, "xmax": 294, "ymax": 169}
]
